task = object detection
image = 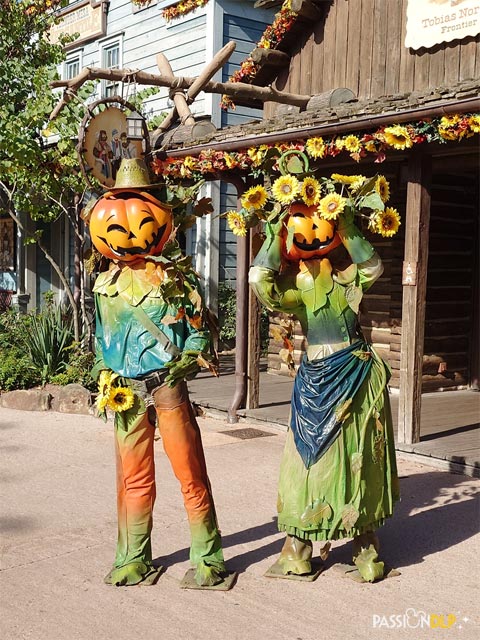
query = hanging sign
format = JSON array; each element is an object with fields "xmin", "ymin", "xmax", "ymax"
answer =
[
  {"xmin": 50, "ymin": 1, "xmax": 106, "ymax": 49},
  {"xmin": 79, "ymin": 99, "xmax": 149, "ymax": 190},
  {"xmin": 405, "ymin": 0, "xmax": 480, "ymax": 50}
]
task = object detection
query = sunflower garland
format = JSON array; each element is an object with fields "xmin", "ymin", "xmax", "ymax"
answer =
[
  {"xmin": 220, "ymin": 0, "xmax": 298, "ymax": 110},
  {"xmin": 150, "ymin": 113, "xmax": 477, "ymax": 240},
  {"xmin": 151, "ymin": 114, "xmax": 480, "ymax": 183},
  {"xmin": 159, "ymin": 0, "xmax": 210, "ymax": 22}
]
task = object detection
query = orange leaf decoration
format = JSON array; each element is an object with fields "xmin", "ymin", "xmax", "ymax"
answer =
[{"xmin": 187, "ymin": 312, "xmax": 203, "ymax": 330}]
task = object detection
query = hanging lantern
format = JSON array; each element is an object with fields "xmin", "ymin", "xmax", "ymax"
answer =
[{"xmin": 126, "ymin": 110, "xmax": 144, "ymax": 140}]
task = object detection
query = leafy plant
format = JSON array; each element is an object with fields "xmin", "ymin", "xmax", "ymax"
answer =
[
  {"xmin": 0, "ymin": 310, "xmax": 40, "ymax": 391},
  {"xmin": 50, "ymin": 342, "xmax": 96, "ymax": 391},
  {"xmin": 218, "ymin": 283, "xmax": 237, "ymax": 346},
  {"xmin": 23, "ymin": 301, "xmax": 75, "ymax": 384},
  {"xmin": 0, "ymin": 352, "xmax": 41, "ymax": 391}
]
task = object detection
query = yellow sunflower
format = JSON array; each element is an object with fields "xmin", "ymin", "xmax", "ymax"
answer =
[
  {"xmin": 108, "ymin": 386, "xmax": 135, "ymax": 412},
  {"xmin": 374, "ymin": 207, "xmax": 401, "ymax": 237},
  {"xmin": 331, "ymin": 174, "xmax": 359, "ymax": 184},
  {"xmin": 300, "ymin": 177, "xmax": 321, "ymax": 206},
  {"xmin": 183, "ymin": 155, "xmax": 198, "ymax": 169},
  {"xmin": 364, "ymin": 140, "xmax": 377, "ymax": 153},
  {"xmin": 95, "ymin": 388, "xmax": 112, "ymax": 412},
  {"xmin": 96, "ymin": 370, "xmax": 116, "ymax": 411},
  {"xmin": 241, "ymin": 185, "xmax": 268, "ymax": 210},
  {"xmin": 98, "ymin": 369, "xmax": 113, "ymax": 390},
  {"xmin": 375, "ymin": 175, "xmax": 390, "ymax": 203},
  {"xmin": 224, "ymin": 153, "xmax": 239, "ymax": 169},
  {"xmin": 318, "ymin": 193, "xmax": 346, "ymax": 220},
  {"xmin": 226, "ymin": 211, "xmax": 247, "ymax": 237},
  {"xmin": 383, "ymin": 125, "xmax": 413, "ymax": 150},
  {"xmin": 305, "ymin": 137, "xmax": 326, "ymax": 159},
  {"xmin": 438, "ymin": 123, "xmax": 461, "ymax": 141},
  {"xmin": 469, "ymin": 115, "xmax": 480, "ymax": 133},
  {"xmin": 334, "ymin": 138, "xmax": 346, "ymax": 151},
  {"xmin": 344, "ymin": 135, "xmax": 361, "ymax": 153},
  {"xmin": 350, "ymin": 176, "xmax": 367, "ymax": 193},
  {"xmin": 272, "ymin": 175, "xmax": 300, "ymax": 204},
  {"xmin": 440, "ymin": 115, "xmax": 461, "ymax": 127},
  {"xmin": 247, "ymin": 145, "xmax": 268, "ymax": 166}
]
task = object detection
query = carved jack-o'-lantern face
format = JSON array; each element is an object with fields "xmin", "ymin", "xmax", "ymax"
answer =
[
  {"xmin": 89, "ymin": 189, "xmax": 172, "ymax": 262},
  {"xmin": 283, "ymin": 203, "xmax": 342, "ymax": 261}
]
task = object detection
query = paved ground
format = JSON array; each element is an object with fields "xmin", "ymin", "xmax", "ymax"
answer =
[{"xmin": 1, "ymin": 406, "xmax": 479, "ymax": 640}]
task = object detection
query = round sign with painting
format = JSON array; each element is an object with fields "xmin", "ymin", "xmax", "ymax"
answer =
[{"xmin": 79, "ymin": 98, "xmax": 149, "ymax": 190}]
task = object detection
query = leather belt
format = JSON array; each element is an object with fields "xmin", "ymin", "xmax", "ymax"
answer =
[{"xmin": 140, "ymin": 370, "xmax": 168, "ymax": 393}]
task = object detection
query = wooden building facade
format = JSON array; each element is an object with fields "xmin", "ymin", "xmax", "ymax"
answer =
[{"xmin": 236, "ymin": 3, "xmax": 477, "ymax": 394}]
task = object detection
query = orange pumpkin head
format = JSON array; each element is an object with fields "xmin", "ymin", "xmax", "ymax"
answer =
[
  {"xmin": 283, "ymin": 202, "xmax": 342, "ymax": 262},
  {"xmin": 89, "ymin": 189, "xmax": 173, "ymax": 262}
]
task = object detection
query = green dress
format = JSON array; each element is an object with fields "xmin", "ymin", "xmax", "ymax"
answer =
[{"xmin": 249, "ymin": 253, "xmax": 399, "ymax": 541}]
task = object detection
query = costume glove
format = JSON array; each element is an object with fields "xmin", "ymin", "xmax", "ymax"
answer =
[
  {"xmin": 164, "ymin": 351, "xmax": 201, "ymax": 386},
  {"xmin": 336, "ymin": 207, "xmax": 374, "ymax": 264},
  {"xmin": 252, "ymin": 219, "xmax": 284, "ymax": 273}
]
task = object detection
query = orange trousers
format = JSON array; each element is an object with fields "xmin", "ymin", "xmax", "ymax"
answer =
[{"xmin": 114, "ymin": 381, "xmax": 224, "ymax": 571}]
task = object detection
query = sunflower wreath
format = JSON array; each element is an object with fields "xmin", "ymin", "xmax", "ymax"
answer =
[{"xmin": 224, "ymin": 150, "xmax": 401, "ymax": 240}]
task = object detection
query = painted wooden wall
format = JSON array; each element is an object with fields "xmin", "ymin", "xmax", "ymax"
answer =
[
  {"xmin": 267, "ymin": 0, "xmax": 480, "ymax": 116},
  {"xmin": 71, "ymin": 0, "xmax": 209, "ymax": 117},
  {"xmin": 217, "ymin": 1, "xmax": 275, "ymax": 286}
]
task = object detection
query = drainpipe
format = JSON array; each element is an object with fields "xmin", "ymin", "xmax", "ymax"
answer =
[
  {"xmin": 164, "ymin": 97, "xmax": 480, "ymax": 158},
  {"xmin": 221, "ymin": 175, "xmax": 248, "ymax": 424}
]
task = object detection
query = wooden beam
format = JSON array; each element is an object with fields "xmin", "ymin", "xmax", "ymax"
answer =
[
  {"xmin": 50, "ymin": 64, "xmax": 311, "ymax": 120},
  {"xmin": 398, "ymin": 150, "xmax": 432, "ymax": 444},
  {"xmin": 291, "ymin": 0, "xmax": 324, "ymax": 21},
  {"xmin": 156, "ymin": 53, "xmax": 195, "ymax": 129},
  {"xmin": 251, "ymin": 47, "xmax": 291, "ymax": 68},
  {"xmin": 254, "ymin": 0, "xmax": 282, "ymax": 8},
  {"xmin": 156, "ymin": 41, "xmax": 236, "ymax": 133},
  {"xmin": 306, "ymin": 88, "xmax": 356, "ymax": 111}
]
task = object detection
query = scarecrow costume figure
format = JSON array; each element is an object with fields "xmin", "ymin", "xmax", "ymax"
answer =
[
  {"xmin": 243, "ymin": 154, "xmax": 400, "ymax": 582},
  {"xmin": 89, "ymin": 159, "xmax": 226, "ymax": 588}
]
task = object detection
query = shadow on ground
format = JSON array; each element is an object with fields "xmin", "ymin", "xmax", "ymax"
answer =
[{"xmin": 154, "ymin": 472, "xmax": 479, "ymax": 574}]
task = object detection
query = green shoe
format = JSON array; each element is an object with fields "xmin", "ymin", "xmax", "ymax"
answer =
[
  {"xmin": 194, "ymin": 561, "xmax": 225, "ymax": 587},
  {"xmin": 277, "ymin": 535, "xmax": 313, "ymax": 575},
  {"xmin": 352, "ymin": 533, "xmax": 384, "ymax": 583},
  {"xmin": 105, "ymin": 561, "xmax": 154, "ymax": 586}
]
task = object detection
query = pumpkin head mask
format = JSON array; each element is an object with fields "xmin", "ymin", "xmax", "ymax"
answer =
[
  {"xmin": 89, "ymin": 189, "xmax": 173, "ymax": 262},
  {"xmin": 283, "ymin": 203, "xmax": 342, "ymax": 262}
]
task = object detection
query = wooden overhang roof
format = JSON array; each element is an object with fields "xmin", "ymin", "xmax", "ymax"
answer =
[{"xmin": 156, "ymin": 78, "xmax": 480, "ymax": 157}]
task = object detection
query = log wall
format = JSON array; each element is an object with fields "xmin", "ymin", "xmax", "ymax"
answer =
[{"xmin": 265, "ymin": 0, "xmax": 480, "ymax": 118}]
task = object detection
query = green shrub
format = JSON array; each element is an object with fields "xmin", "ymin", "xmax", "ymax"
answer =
[
  {"xmin": 218, "ymin": 283, "xmax": 237, "ymax": 346},
  {"xmin": 0, "ymin": 301, "xmax": 95, "ymax": 391},
  {"xmin": 50, "ymin": 342, "xmax": 96, "ymax": 391},
  {"xmin": 0, "ymin": 352, "xmax": 41, "ymax": 391}
]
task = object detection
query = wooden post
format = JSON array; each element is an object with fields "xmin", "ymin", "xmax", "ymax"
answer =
[{"xmin": 398, "ymin": 150, "xmax": 432, "ymax": 444}]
